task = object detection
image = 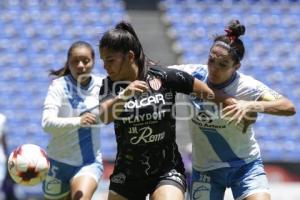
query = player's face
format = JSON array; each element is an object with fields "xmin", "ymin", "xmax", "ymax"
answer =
[
  {"xmin": 100, "ymin": 48, "xmax": 131, "ymax": 81},
  {"xmin": 207, "ymin": 45, "xmax": 239, "ymax": 85},
  {"xmin": 68, "ymin": 46, "xmax": 94, "ymax": 85}
]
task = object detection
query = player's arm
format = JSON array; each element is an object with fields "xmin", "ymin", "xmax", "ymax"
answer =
[
  {"xmin": 99, "ymin": 80, "xmax": 148, "ymax": 124},
  {"xmin": 165, "ymin": 68, "xmax": 236, "ymax": 106},
  {"xmin": 193, "ymin": 79, "xmax": 236, "ymax": 106},
  {"xmin": 42, "ymin": 83, "xmax": 96, "ymax": 134},
  {"xmin": 254, "ymin": 93, "xmax": 295, "ymax": 116},
  {"xmin": 223, "ymin": 89, "xmax": 296, "ymax": 124}
]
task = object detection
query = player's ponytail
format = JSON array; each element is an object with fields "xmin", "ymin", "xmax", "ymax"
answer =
[
  {"xmin": 49, "ymin": 41, "xmax": 95, "ymax": 78},
  {"xmin": 49, "ymin": 62, "xmax": 70, "ymax": 77},
  {"xmin": 99, "ymin": 21, "xmax": 154, "ymax": 79},
  {"xmin": 212, "ymin": 19, "xmax": 246, "ymax": 64}
]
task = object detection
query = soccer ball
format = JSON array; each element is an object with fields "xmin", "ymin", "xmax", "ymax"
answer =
[{"xmin": 7, "ymin": 144, "xmax": 50, "ymax": 186}]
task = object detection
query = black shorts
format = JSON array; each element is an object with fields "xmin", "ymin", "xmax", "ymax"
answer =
[{"xmin": 109, "ymin": 169, "xmax": 187, "ymax": 200}]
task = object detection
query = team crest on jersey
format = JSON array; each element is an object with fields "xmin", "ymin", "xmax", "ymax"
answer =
[{"xmin": 149, "ymin": 78, "xmax": 162, "ymax": 90}]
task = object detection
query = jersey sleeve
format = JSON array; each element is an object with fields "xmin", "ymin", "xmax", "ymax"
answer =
[
  {"xmin": 165, "ymin": 68, "xmax": 195, "ymax": 94},
  {"xmin": 253, "ymin": 80, "xmax": 282, "ymax": 100},
  {"xmin": 236, "ymin": 74, "xmax": 283, "ymax": 101},
  {"xmin": 42, "ymin": 80, "xmax": 81, "ymax": 135}
]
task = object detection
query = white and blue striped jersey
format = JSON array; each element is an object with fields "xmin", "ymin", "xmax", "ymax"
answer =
[
  {"xmin": 42, "ymin": 74, "xmax": 103, "ymax": 166},
  {"xmin": 169, "ymin": 64, "xmax": 280, "ymax": 171}
]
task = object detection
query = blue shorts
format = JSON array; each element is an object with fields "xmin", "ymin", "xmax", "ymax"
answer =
[
  {"xmin": 43, "ymin": 158, "xmax": 103, "ymax": 199},
  {"xmin": 191, "ymin": 159, "xmax": 269, "ymax": 200}
]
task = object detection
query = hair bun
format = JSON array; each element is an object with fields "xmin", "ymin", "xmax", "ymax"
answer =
[
  {"xmin": 115, "ymin": 21, "xmax": 130, "ymax": 30},
  {"xmin": 115, "ymin": 21, "xmax": 139, "ymax": 40},
  {"xmin": 226, "ymin": 19, "xmax": 245, "ymax": 38}
]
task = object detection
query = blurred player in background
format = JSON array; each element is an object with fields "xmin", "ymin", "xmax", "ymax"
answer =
[
  {"xmin": 0, "ymin": 114, "xmax": 7, "ymax": 198},
  {"xmin": 0, "ymin": 113, "xmax": 17, "ymax": 200},
  {"xmin": 170, "ymin": 20, "xmax": 296, "ymax": 200},
  {"xmin": 97, "ymin": 21, "xmax": 234, "ymax": 200},
  {"xmin": 42, "ymin": 41, "xmax": 103, "ymax": 200}
]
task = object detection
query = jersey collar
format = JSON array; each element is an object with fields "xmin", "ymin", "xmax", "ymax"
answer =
[
  {"xmin": 67, "ymin": 74, "xmax": 94, "ymax": 90},
  {"xmin": 207, "ymin": 72, "xmax": 237, "ymax": 89}
]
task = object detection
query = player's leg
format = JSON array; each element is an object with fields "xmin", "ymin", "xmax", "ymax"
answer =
[
  {"xmin": 43, "ymin": 159, "xmax": 75, "ymax": 200},
  {"xmin": 243, "ymin": 192, "xmax": 271, "ymax": 200},
  {"xmin": 190, "ymin": 168, "xmax": 226, "ymax": 200},
  {"xmin": 231, "ymin": 159, "xmax": 270, "ymax": 200},
  {"xmin": 44, "ymin": 194, "xmax": 70, "ymax": 200},
  {"xmin": 108, "ymin": 178, "xmax": 147, "ymax": 200},
  {"xmin": 70, "ymin": 160, "xmax": 103, "ymax": 200},
  {"xmin": 150, "ymin": 169, "xmax": 186, "ymax": 200},
  {"xmin": 151, "ymin": 185, "xmax": 185, "ymax": 200},
  {"xmin": 70, "ymin": 175, "xmax": 98, "ymax": 200},
  {"xmin": 107, "ymin": 190, "xmax": 128, "ymax": 200}
]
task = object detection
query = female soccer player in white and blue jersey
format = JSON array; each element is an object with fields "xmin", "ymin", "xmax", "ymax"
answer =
[
  {"xmin": 171, "ymin": 20, "xmax": 296, "ymax": 200},
  {"xmin": 42, "ymin": 41, "xmax": 103, "ymax": 200}
]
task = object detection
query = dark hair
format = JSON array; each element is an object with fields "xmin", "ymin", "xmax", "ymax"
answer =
[
  {"xmin": 99, "ymin": 21, "xmax": 153, "ymax": 79},
  {"xmin": 213, "ymin": 19, "xmax": 245, "ymax": 64},
  {"xmin": 49, "ymin": 41, "xmax": 95, "ymax": 77}
]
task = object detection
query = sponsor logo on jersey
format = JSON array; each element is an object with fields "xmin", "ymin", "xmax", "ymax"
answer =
[
  {"xmin": 192, "ymin": 111, "xmax": 225, "ymax": 129},
  {"xmin": 121, "ymin": 110, "xmax": 166, "ymax": 124},
  {"xmin": 130, "ymin": 127, "xmax": 165, "ymax": 144},
  {"xmin": 111, "ymin": 173, "xmax": 126, "ymax": 184},
  {"xmin": 124, "ymin": 94, "xmax": 165, "ymax": 110},
  {"xmin": 197, "ymin": 112, "xmax": 213, "ymax": 123},
  {"xmin": 176, "ymin": 71, "xmax": 186, "ymax": 81},
  {"xmin": 149, "ymin": 78, "xmax": 162, "ymax": 90}
]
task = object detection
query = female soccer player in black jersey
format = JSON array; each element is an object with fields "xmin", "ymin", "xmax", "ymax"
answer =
[{"xmin": 98, "ymin": 21, "xmax": 234, "ymax": 200}]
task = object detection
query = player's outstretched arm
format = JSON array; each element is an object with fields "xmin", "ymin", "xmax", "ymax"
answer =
[{"xmin": 222, "ymin": 95, "xmax": 296, "ymax": 125}]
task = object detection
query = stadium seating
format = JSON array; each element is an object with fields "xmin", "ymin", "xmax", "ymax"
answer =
[
  {"xmin": 160, "ymin": 0, "xmax": 300, "ymax": 162},
  {"xmin": 0, "ymin": 0, "xmax": 127, "ymax": 161},
  {"xmin": 0, "ymin": 0, "xmax": 299, "ymax": 199},
  {"xmin": 0, "ymin": 0, "xmax": 125, "ymax": 196}
]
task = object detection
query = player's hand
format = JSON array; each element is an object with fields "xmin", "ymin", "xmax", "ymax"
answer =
[
  {"xmin": 223, "ymin": 97, "xmax": 238, "ymax": 107},
  {"xmin": 222, "ymin": 100, "xmax": 258, "ymax": 133},
  {"xmin": 241, "ymin": 112, "xmax": 257, "ymax": 133},
  {"xmin": 80, "ymin": 112, "xmax": 97, "ymax": 126},
  {"xmin": 210, "ymin": 89, "xmax": 237, "ymax": 107},
  {"xmin": 120, "ymin": 81, "xmax": 148, "ymax": 99},
  {"xmin": 222, "ymin": 100, "xmax": 252, "ymax": 123}
]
